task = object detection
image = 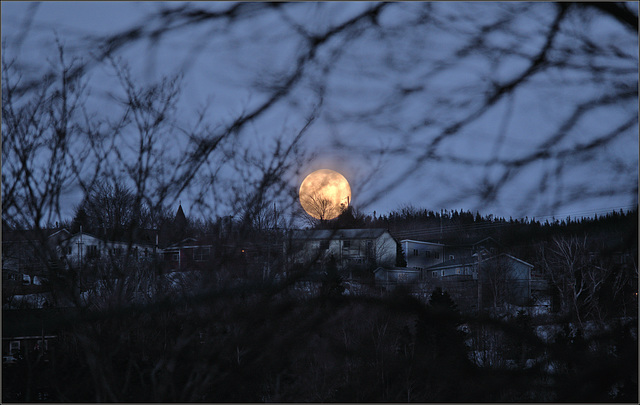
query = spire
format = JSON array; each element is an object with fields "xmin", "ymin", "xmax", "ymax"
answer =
[{"xmin": 174, "ymin": 204, "xmax": 187, "ymax": 229}]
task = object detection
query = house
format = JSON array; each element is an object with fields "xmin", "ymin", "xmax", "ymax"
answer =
[
  {"xmin": 378, "ymin": 234, "xmax": 549, "ymax": 311},
  {"xmin": 374, "ymin": 267, "xmax": 422, "ymax": 289},
  {"xmin": 2, "ymin": 227, "xmax": 71, "ymax": 277},
  {"xmin": 400, "ymin": 236, "xmax": 504, "ymax": 270},
  {"xmin": 58, "ymin": 230, "xmax": 157, "ymax": 268},
  {"xmin": 424, "ymin": 255, "xmax": 477, "ymax": 280},
  {"xmin": 287, "ymin": 228, "xmax": 397, "ymax": 272},
  {"xmin": 162, "ymin": 237, "xmax": 213, "ymax": 271},
  {"xmin": 2, "ymin": 308, "xmax": 62, "ymax": 364},
  {"xmin": 400, "ymin": 240, "xmax": 445, "ymax": 269},
  {"xmin": 426, "ymin": 253, "xmax": 544, "ymax": 308}
]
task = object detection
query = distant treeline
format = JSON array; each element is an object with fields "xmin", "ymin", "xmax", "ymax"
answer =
[{"xmin": 329, "ymin": 206, "xmax": 637, "ymax": 261}]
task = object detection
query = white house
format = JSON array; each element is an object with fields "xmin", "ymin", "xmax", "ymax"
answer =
[
  {"xmin": 288, "ymin": 228, "xmax": 397, "ymax": 270},
  {"xmin": 58, "ymin": 231, "xmax": 157, "ymax": 266}
]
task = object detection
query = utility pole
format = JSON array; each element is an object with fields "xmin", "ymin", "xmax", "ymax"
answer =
[{"xmin": 77, "ymin": 226, "xmax": 84, "ymax": 268}]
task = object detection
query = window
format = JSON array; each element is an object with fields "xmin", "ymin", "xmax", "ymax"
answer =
[
  {"xmin": 456, "ymin": 268, "xmax": 461, "ymax": 274},
  {"xmin": 432, "ymin": 271, "xmax": 438, "ymax": 278},
  {"xmin": 426, "ymin": 251, "xmax": 431, "ymax": 258},
  {"xmin": 343, "ymin": 240, "xmax": 351, "ymax": 249},
  {"xmin": 397, "ymin": 272, "xmax": 408, "ymax": 282},
  {"xmin": 449, "ymin": 255, "xmax": 455, "ymax": 260},
  {"xmin": 87, "ymin": 245, "xmax": 100, "ymax": 258},
  {"xmin": 194, "ymin": 247, "xmax": 211, "ymax": 261},
  {"xmin": 172, "ymin": 252, "xmax": 179, "ymax": 261},
  {"xmin": 9, "ymin": 341, "xmax": 20, "ymax": 354},
  {"xmin": 35, "ymin": 339, "xmax": 49, "ymax": 351},
  {"xmin": 112, "ymin": 247, "xmax": 123, "ymax": 256},
  {"xmin": 320, "ymin": 241, "xmax": 330, "ymax": 250},
  {"xmin": 441, "ymin": 270, "xmax": 445, "ymax": 276},
  {"xmin": 413, "ymin": 249, "xmax": 419, "ymax": 256},
  {"xmin": 434, "ymin": 252, "xmax": 439, "ymax": 259}
]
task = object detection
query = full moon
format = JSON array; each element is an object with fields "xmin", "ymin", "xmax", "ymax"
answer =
[{"xmin": 299, "ymin": 169, "xmax": 351, "ymax": 220}]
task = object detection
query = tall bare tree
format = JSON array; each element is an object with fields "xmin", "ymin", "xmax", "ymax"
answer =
[{"xmin": 539, "ymin": 235, "xmax": 610, "ymax": 326}]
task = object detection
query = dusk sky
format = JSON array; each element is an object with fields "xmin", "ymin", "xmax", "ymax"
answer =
[{"xmin": 2, "ymin": 2, "xmax": 638, "ymax": 224}]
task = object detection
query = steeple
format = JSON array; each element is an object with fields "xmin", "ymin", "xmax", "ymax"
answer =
[{"xmin": 174, "ymin": 204, "xmax": 187, "ymax": 229}]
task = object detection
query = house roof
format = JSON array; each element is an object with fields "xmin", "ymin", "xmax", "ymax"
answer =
[
  {"xmin": 478, "ymin": 253, "xmax": 533, "ymax": 268},
  {"xmin": 164, "ymin": 237, "xmax": 214, "ymax": 249},
  {"xmin": 425, "ymin": 252, "xmax": 533, "ymax": 271},
  {"xmin": 290, "ymin": 228, "xmax": 390, "ymax": 241},
  {"xmin": 400, "ymin": 239, "xmax": 445, "ymax": 246},
  {"xmin": 62, "ymin": 230, "xmax": 157, "ymax": 247},
  {"xmin": 374, "ymin": 267, "xmax": 420, "ymax": 274},
  {"xmin": 425, "ymin": 255, "xmax": 477, "ymax": 270}
]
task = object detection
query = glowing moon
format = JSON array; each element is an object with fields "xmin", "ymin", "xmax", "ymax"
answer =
[{"xmin": 299, "ymin": 169, "xmax": 351, "ymax": 220}]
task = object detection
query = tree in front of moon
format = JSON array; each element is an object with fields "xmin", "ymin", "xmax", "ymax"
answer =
[{"xmin": 299, "ymin": 169, "xmax": 351, "ymax": 220}]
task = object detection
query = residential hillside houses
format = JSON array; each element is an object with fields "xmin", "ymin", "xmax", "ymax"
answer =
[
  {"xmin": 4, "ymin": 202, "xmax": 551, "ymax": 315},
  {"xmin": 375, "ymin": 236, "xmax": 548, "ymax": 312}
]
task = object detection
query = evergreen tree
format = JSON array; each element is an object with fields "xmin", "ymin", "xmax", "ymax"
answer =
[
  {"xmin": 395, "ymin": 241, "xmax": 407, "ymax": 267},
  {"xmin": 320, "ymin": 254, "xmax": 344, "ymax": 298},
  {"xmin": 429, "ymin": 287, "xmax": 458, "ymax": 316}
]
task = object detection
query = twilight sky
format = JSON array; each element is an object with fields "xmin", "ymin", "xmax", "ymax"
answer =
[{"xmin": 2, "ymin": 2, "xmax": 638, "ymax": 224}]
